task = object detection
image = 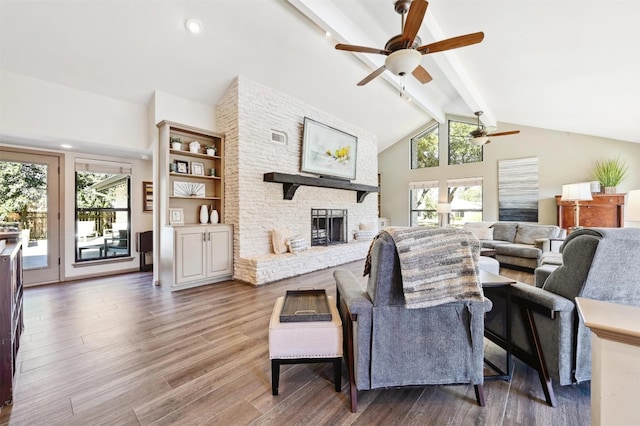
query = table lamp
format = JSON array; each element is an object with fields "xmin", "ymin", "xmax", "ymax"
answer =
[{"xmin": 561, "ymin": 182, "xmax": 593, "ymax": 228}]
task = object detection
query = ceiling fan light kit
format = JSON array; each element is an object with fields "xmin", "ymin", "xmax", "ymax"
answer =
[
  {"xmin": 335, "ymin": 0, "xmax": 484, "ymax": 88},
  {"xmin": 471, "ymin": 136, "xmax": 490, "ymax": 146},
  {"xmin": 468, "ymin": 111, "xmax": 521, "ymax": 145},
  {"xmin": 385, "ymin": 49, "xmax": 422, "ymax": 76}
]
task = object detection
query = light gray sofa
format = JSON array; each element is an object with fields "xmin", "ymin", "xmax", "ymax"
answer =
[
  {"xmin": 464, "ymin": 221, "xmax": 566, "ymax": 270},
  {"xmin": 484, "ymin": 227, "xmax": 640, "ymax": 406},
  {"xmin": 334, "ymin": 230, "xmax": 492, "ymax": 412}
]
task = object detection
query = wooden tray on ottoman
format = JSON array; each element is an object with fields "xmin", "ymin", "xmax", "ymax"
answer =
[{"xmin": 279, "ymin": 289, "xmax": 332, "ymax": 322}]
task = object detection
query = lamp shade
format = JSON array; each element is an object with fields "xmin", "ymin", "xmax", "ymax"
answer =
[
  {"xmin": 561, "ymin": 182, "xmax": 593, "ymax": 202},
  {"xmin": 437, "ymin": 203, "xmax": 452, "ymax": 214},
  {"xmin": 385, "ymin": 49, "xmax": 422, "ymax": 76},
  {"xmin": 627, "ymin": 189, "xmax": 640, "ymax": 222}
]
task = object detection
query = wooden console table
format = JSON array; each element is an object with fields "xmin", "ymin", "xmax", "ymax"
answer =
[{"xmin": 556, "ymin": 193, "xmax": 625, "ymax": 229}]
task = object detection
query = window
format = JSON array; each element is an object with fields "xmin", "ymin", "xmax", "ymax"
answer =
[
  {"xmin": 411, "ymin": 124, "xmax": 439, "ymax": 169},
  {"xmin": 448, "ymin": 120, "xmax": 483, "ymax": 165},
  {"xmin": 447, "ymin": 177, "xmax": 483, "ymax": 226},
  {"xmin": 409, "ymin": 181, "xmax": 439, "ymax": 227},
  {"xmin": 75, "ymin": 159, "xmax": 131, "ymax": 262}
]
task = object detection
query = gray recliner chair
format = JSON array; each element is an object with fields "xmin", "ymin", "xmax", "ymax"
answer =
[
  {"xmin": 334, "ymin": 230, "xmax": 493, "ymax": 412},
  {"xmin": 484, "ymin": 227, "xmax": 640, "ymax": 406}
]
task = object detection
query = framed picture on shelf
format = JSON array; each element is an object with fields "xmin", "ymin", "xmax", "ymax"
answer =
[
  {"xmin": 174, "ymin": 160, "xmax": 189, "ymax": 174},
  {"xmin": 191, "ymin": 161, "xmax": 204, "ymax": 176},
  {"xmin": 142, "ymin": 181, "xmax": 153, "ymax": 212},
  {"xmin": 168, "ymin": 208, "xmax": 184, "ymax": 225}
]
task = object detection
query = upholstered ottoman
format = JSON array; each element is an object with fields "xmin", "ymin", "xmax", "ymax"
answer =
[
  {"xmin": 479, "ymin": 256, "xmax": 500, "ymax": 275},
  {"xmin": 269, "ymin": 295, "xmax": 343, "ymax": 395}
]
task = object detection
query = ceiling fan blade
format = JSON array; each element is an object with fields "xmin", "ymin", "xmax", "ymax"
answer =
[
  {"xmin": 417, "ymin": 32, "xmax": 484, "ymax": 54},
  {"xmin": 335, "ymin": 44, "xmax": 390, "ymax": 55},
  {"xmin": 486, "ymin": 130, "xmax": 521, "ymax": 137},
  {"xmin": 357, "ymin": 66, "xmax": 386, "ymax": 86},
  {"xmin": 412, "ymin": 65, "xmax": 432, "ymax": 84},
  {"xmin": 402, "ymin": 0, "xmax": 428, "ymax": 47}
]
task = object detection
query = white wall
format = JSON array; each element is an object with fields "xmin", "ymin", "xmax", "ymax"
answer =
[
  {"xmin": 379, "ymin": 117, "xmax": 640, "ymax": 227},
  {"xmin": 0, "ymin": 71, "xmax": 148, "ymax": 151}
]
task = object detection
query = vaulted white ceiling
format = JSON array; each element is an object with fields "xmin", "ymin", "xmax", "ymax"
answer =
[{"xmin": 1, "ymin": 0, "xmax": 638, "ymax": 153}]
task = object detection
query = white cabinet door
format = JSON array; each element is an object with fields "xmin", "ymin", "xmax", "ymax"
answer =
[
  {"xmin": 206, "ymin": 227, "xmax": 232, "ymax": 278},
  {"xmin": 175, "ymin": 228, "xmax": 206, "ymax": 284}
]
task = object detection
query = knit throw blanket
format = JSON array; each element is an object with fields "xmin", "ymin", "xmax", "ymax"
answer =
[{"xmin": 365, "ymin": 227, "xmax": 484, "ymax": 309}]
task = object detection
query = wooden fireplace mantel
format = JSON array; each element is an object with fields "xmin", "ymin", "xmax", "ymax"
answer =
[{"xmin": 263, "ymin": 172, "xmax": 379, "ymax": 203}]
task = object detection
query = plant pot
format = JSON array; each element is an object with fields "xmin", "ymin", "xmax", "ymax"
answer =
[
  {"xmin": 172, "ymin": 142, "xmax": 182, "ymax": 150},
  {"xmin": 206, "ymin": 149, "xmax": 216, "ymax": 156},
  {"xmin": 604, "ymin": 187, "xmax": 617, "ymax": 194}
]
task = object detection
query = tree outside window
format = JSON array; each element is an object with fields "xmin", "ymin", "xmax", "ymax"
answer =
[
  {"xmin": 410, "ymin": 182, "xmax": 439, "ymax": 227},
  {"xmin": 447, "ymin": 178, "xmax": 483, "ymax": 226},
  {"xmin": 411, "ymin": 124, "xmax": 439, "ymax": 169},
  {"xmin": 448, "ymin": 120, "xmax": 483, "ymax": 165}
]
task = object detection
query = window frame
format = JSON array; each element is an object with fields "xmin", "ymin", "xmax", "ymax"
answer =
[
  {"xmin": 447, "ymin": 119, "xmax": 483, "ymax": 166},
  {"xmin": 447, "ymin": 177, "xmax": 484, "ymax": 226},
  {"xmin": 409, "ymin": 181, "xmax": 439, "ymax": 227},
  {"xmin": 410, "ymin": 123, "xmax": 439, "ymax": 169},
  {"xmin": 74, "ymin": 162, "xmax": 132, "ymax": 263}
]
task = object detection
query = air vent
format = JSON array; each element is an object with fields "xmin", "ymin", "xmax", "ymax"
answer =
[{"xmin": 271, "ymin": 130, "xmax": 287, "ymax": 144}]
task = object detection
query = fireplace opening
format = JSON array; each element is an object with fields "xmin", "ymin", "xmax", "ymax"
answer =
[{"xmin": 311, "ymin": 209, "xmax": 347, "ymax": 246}]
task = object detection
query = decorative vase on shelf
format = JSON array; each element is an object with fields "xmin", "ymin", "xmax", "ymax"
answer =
[
  {"xmin": 189, "ymin": 140, "xmax": 201, "ymax": 153},
  {"xmin": 210, "ymin": 208, "xmax": 219, "ymax": 224},
  {"xmin": 199, "ymin": 205, "xmax": 209, "ymax": 224}
]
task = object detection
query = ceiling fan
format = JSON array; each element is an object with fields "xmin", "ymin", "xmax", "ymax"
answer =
[
  {"xmin": 468, "ymin": 111, "xmax": 521, "ymax": 145},
  {"xmin": 335, "ymin": 0, "xmax": 484, "ymax": 87}
]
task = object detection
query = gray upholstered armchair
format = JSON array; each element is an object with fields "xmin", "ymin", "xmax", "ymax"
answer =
[
  {"xmin": 334, "ymin": 229, "xmax": 493, "ymax": 412},
  {"xmin": 484, "ymin": 227, "xmax": 640, "ymax": 406}
]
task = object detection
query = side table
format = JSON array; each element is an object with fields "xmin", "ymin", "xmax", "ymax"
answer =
[{"xmin": 480, "ymin": 270, "xmax": 516, "ymax": 381}]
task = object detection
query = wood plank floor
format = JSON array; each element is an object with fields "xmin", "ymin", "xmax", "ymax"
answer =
[{"xmin": 1, "ymin": 263, "xmax": 590, "ymax": 425}]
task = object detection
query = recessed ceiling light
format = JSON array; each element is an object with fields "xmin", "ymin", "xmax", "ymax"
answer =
[
  {"xmin": 60, "ymin": 144, "xmax": 72, "ymax": 149},
  {"xmin": 325, "ymin": 31, "xmax": 331, "ymax": 37},
  {"xmin": 185, "ymin": 18, "xmax": 203, "ymax": 34}
]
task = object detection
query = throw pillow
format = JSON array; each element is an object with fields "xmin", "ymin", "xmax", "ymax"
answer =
[
  {"xmin": 271, "ymin": 228, "xmax": 291, "ymax": 254},
  {"xmin": 359, "ymin": 222, "xmax": 375, "ymax": 231},
  {"xmin": 287, "ymin": 235, "xmax": 309, "ymax": 254},
  {"xmin": 470, "ymin": 227, "xmax": 494, "ymax": 241},
  {"xmin": 463, "ymin": 222, "xmax": 494, "ymax": 240},
  {"xmin": 491, "ymin": 222, "xmax": 518, "ymax": 242},
  {"xmin": 514, "ymin": 224, "xmax": 560, "ymax": 245}
]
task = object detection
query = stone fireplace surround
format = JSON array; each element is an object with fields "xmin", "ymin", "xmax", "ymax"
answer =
[{"xmin": 216, "ymin": 76, "xmax": 378, "ymax": 285}]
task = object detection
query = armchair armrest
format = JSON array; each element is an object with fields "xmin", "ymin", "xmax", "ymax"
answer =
[
  {"xmin": 333, "ymin": 270, "xmax": 373, "ymax": 319},
  {"xmin": 510, "ymin": 282, "xmax": 575, "ymax": 317}
]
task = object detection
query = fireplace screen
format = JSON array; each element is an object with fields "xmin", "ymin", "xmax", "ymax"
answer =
[{"xmin": 311, "ymin": 209, "xmax": 347, "ymax": 246}]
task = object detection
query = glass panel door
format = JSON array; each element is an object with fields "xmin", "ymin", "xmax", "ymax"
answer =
[{"xmin": 0, "ymin": 149, "xmax": 60, "ymax": 285}]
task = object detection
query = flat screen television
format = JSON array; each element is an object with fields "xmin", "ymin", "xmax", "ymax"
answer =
[{"xmin": 300, "ymin": 117, "xmax": 358, "ymax": 181}]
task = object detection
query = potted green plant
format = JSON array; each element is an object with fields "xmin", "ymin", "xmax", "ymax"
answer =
[
  {"xmin": 170, "ymin": 136, "xmax": 182, "ymax": 151},
  {"xmin": 592, "ymin": 157, "xmax": 628, "ymax": 194},
  {"xmin": 205, "ymin": 145, "xmax": 217, "ymax": 156}
]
